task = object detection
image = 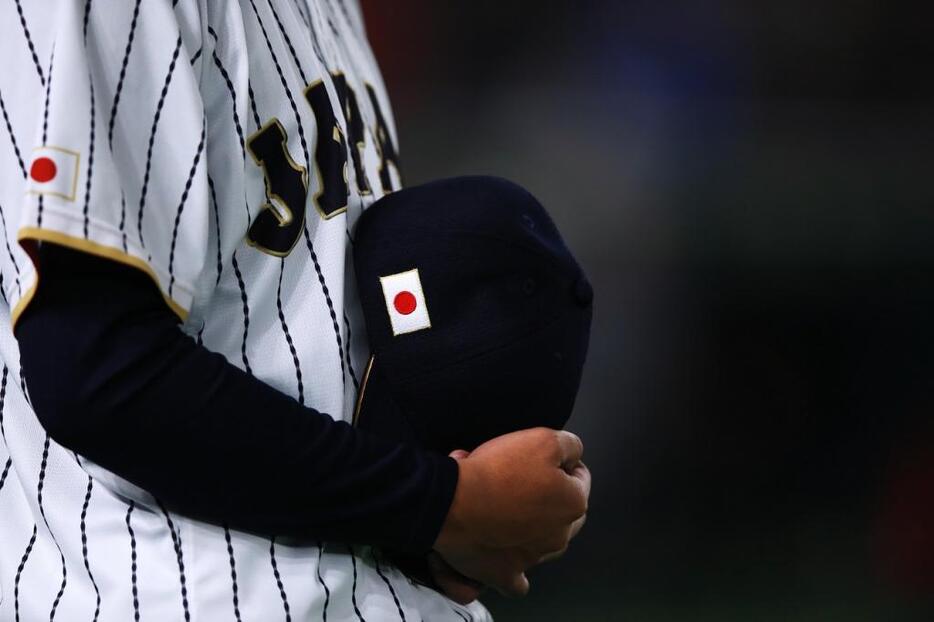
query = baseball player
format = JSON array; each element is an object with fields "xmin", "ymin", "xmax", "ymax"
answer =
[{"xmin": 0, "ymin": 2, "xmax": 590, "ymax": 621}]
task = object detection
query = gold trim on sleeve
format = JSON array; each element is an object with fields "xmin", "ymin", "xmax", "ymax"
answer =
[{"xmin": 12, "ymin": 227, "xmax": 189, "ymax": 330}]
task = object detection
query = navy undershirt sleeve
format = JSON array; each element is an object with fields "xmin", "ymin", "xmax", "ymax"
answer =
[{"xmin": 16, "ymin": 243, "xmax": 458, "ymax": 554}]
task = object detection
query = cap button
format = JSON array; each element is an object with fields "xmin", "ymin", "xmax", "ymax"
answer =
[{"xmin": 573, "ymin": 276, "xmax": 593, "ymax": 307}]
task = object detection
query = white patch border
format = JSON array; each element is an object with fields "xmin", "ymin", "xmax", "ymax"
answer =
[
  {"xmin": 28, "ymin": 145, "xmax": 81, "ymax": 202},
  {"xmin": 379, "ymin": 267, "xmax": 432, "ymax": 336}
]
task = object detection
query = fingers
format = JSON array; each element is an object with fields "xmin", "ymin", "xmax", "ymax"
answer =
[
  {"xmin": 538, "ymin": 547, "xmax": 567, "ymax": 564},
  {"xmin": 548, "ymin": 460, "xmax": 589, "ymax": 521},
  {"xmin": 554, "ymin": 430, "xmax": 584, "ymax": 470},
  {"xmin": 567, "ymin": 461, "xmax": 591, "ymax": 502},
  {"xmin": 502, "ymin": 572, "xmax": 530, "ymax": 598},
  {"xmin": 569, "ymin": 510, "xmax": 588, "ymax": 540},
  {"xmin": 536, "ymin": 513, "xmax": 587, "ymax": 563},
  {"xmin": 471, "ymin": 552, "xmax": 531, "ymax": 598},
  {"xmin": 448, "ymin": 449, "xmax": 470, "ymax": 460}
]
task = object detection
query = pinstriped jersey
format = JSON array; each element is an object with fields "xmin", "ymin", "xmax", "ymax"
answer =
[{"xmin": 0, "ymin": 1, "xmax": 491, "ymax": 620}]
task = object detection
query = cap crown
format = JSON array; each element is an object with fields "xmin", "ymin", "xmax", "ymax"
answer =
[{"xmin": 353, "ymin": 176, "xmax": 593, "ymax": 452}]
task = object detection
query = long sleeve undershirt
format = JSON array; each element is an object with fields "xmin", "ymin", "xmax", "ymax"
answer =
[{"xmin": 15, "ymin": 243, "xmax": 457, "ymax": 554}]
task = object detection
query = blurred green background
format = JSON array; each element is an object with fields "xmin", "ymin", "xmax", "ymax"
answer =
[{"xmin": 360, "ymin": 2, "xmax": 934, "ymax": 620}]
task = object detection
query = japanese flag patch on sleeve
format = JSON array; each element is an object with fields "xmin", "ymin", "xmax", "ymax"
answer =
[
  {"xmin": 380, "ymin": 268, "xmax": 432, "ymax": 336},
  {"xmin": 28, "ymin": 147, "xmax": 81, "ymax": 201}
]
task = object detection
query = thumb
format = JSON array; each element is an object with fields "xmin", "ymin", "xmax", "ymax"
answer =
[
  {"xmin": 449, "ymin": 449, "xmax": 471, "ymax": 460},
  {"xmin": 508, "ymin": 572, "xmax": 530, "ymax": 597}
]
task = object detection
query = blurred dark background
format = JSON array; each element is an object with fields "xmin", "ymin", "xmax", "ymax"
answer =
[{"xmin": 360, "ymin": 2, "xmax": 934, "ymax": 620}]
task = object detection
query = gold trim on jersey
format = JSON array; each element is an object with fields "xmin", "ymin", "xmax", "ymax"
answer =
[
  {"xmin": 352, "ymin": 354, "xmax": 376, "ymax": 428},
  {"xmin": 12, "ymin": 227, "xmax": 189, "ymax": 330}
]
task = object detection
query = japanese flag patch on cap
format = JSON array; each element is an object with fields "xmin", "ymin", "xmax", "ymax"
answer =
[
  {"xmin": 380, "ymin": 268, "xmax": 431, "ymax": 336},
  {"xmin": 28, "ymin": 147, "xmax": 80, "ymax": 202}
]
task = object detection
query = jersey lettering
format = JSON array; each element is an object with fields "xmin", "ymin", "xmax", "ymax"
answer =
[
  {"xmin": 246, "ymin": 119, "xmax": 309, "ymax": 256},
  {"xmin": 248, "ymin": 77, "xmax": 400, "ymax": 256},
  {"xmin": 366, "ymin": 83, "xmax": 402, "ymax": 193},
  {"xmin": 304, "ymin": 79, "xmax": 349, "ymax": 219},
  {"xmin": 332, "ymin": 72, "xmax": 371, "ymax": 196}
]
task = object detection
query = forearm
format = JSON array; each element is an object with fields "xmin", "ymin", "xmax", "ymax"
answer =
[{"xmin": 16, "ymin": 244, "xmax": 456, "ymax": 553}]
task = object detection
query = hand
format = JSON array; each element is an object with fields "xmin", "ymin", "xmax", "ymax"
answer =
[{"xmin": 433, "ymin": 428, "xmax": 591, "ymax": 597}]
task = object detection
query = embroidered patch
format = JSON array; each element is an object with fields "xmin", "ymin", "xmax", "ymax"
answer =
[
  {"xmin": 28, "ymin": 146, "xmax": 80, "ymax": 202},
  {"xmin": 379, "ymin": 268, "xmax": 431, "ymax": 335}
]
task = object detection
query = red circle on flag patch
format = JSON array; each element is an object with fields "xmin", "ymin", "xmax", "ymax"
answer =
[
  {"xmin": 393, "ymin": 291, "xmax": 417, "ymax": 315},
  {"xmin": 30, "ymin": 157, "xmax": 57, "ymax": 183}
]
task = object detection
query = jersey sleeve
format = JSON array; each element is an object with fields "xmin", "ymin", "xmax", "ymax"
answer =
[{"xmin": 14, "ymin": 0, "xmax": 209, "ymax": 327}]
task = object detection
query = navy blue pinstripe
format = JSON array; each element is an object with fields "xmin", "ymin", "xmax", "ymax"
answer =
[
  {"xmin": 0, "ymin": 88, "xmax": 26, "ymax": 178},
  {"xmin": 246, "ymin": 82, "xmax": 262, "ymax": 224},
  {"xmin": 137, "ymin": 33, "xmax": 184, "ymax": 249},
  {"xmin": 247, "ymin": 81, "xmax": 263, "ymax": 130},
  {"xmin": 107, "ymin": 0, "xmax": 143, "ymax": 149},
  {"xmin": 17, "ymin": 365, "xmax": 28, "ymax": 408},
  {"xmin": 80, "ymin": 477, "xmax": 102, "ymax": 622},
  {"xmin": 119, "ymin": 193, "xmax": 128, "ymax": 252},
  {"xmin": 0, "ymin": 366, "xmax": 8, "ymax": 441},
  {"xmin": 82, "ymin": 0, "xmax": 93, "ymax": 43},
  {"xmin": 270, "ymin": 537, "xmax": 293, "ymax": 622},
  {"xmin": 293, "ymin": 0, "xmax": 329, "ymax": 64},
  {"xmin": 316, "ymin": 541, "xmax": 332, "ymax": 622},
  {"xmin": 293, "ymin": 0, "xmax": 312, "ymax": 31},
  {"xmin": 231, "ymin": 250, "xmax": 253, "ymax": 375},
  {"xmin": 12, "ymin": 0, "xmax": 45, "ymax": 86},
  {"xmin": 82, "ymin": 73, "xmax": 96, "ymax": 239},
  {"xmin": 125, "ymin": 502, "xmax": 140, "ymax": 621},
  {"xmin": 0, "ymin": 457, "xmax": 11, "ymax": 494},
  {"xmin": 14, "ymin": 525, "xmax": 38, "ymax": 622},
  {"xmin": 349, "ymin": 546, "xmax": 367, "ymax": 622},
  {"xmin": 277, "ymin": 259, "xmax": 306, "ymax": 403},
  {"xmin": 159, "ymin": 503, "xmax": 192, "ymax": 622},
  {"xmin": 343, "ymin": 311, "xmax": 359, "ymax": 391},
  {"xmin": 207, "ymin": 26, "xmax": 246, "ymax": 159},
  {"xmin": 0, "ymin": 202, "xmax": 22, "ymax": 297},
  {"xmin": 223, "ymin": 526, "xmax": 244, "ymax": 622},
  {"xmin": 374, "ymin": 557, "xmax": 407, "ymax": 621},
  {"xmin": 36, "ymin": 433, "xmax": 69, "ymax": 621},
  {"xmin": 36, "ymin": 47, "xmax": 55, "ymax": 228},
  {"xmin": 266, "ymin": 0, "xmax": 312, "ymax": 85},
  {"xmin": 0, "ymin": 368, "xmax": 8, "ymax": 498},
  {"xmin": 207, "ymin": 176, "xmax": 224, "ymax": 285},
  {"xmin": 167, "ymin": 117, "xmax": 207, "ymax": 296}
]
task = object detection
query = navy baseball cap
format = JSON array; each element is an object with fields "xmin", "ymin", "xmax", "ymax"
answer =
[{"xmin": 352, "ymin": 176, "xmax": 593, "ymax": 455}]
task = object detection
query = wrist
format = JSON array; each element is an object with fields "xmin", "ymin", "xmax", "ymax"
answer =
[
  {"xmin": 405, "ymin": 451, "xmax": 459, "ymax": 555},
  {"xmin": 434, "ymin": 457, "xmax": 472, "ymax": 555}
]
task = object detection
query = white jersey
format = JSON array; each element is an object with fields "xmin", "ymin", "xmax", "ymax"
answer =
[{"xmin": 0, "ymin": 1, "xmax": 490, "ymax": 620}]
